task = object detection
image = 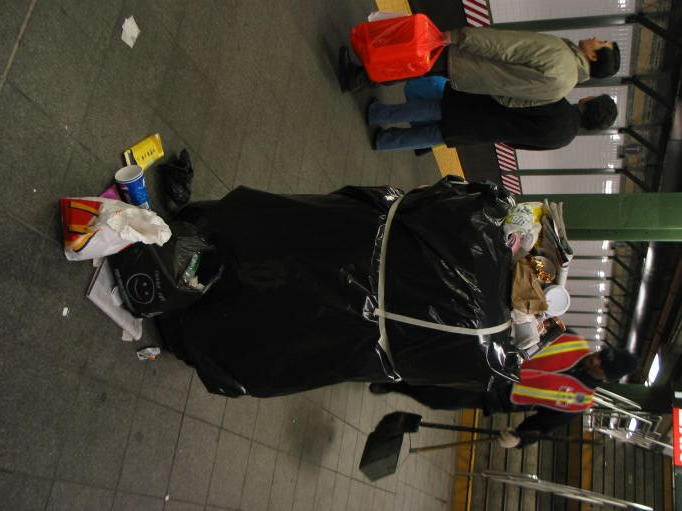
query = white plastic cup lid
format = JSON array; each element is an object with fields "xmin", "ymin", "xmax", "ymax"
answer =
[{"xmin": 544, "ymin": 285, "xmax": 570, "ymax": 316}]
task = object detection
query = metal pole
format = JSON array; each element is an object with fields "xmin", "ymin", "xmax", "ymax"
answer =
[
  {"xmin": 625, "ymin": 76, "xmax": 674, "ymax": 110},
  {"xmin": 513, "ymin": 168, "xmax": 618, "ymax": 176},
  {"xmin": 616, "ymin": 168, "xmax": 648, "ymax": 191},
  {"xmin": 619, "ymin": 127, "xmax": 663, "ymax": 155},
  {"xmin": 409, "ymin": 437, "xmax": 496, "ymax": 453},
  {"xmin": 491, "ymin": 15, "xmax": 630, "ymax": 31},
  {"xmin": 627, "ymin": 13, "xmax": 682, "ymax": 49},
  {"xmin": 612, "ymin": 255, "xmax": 637, "ymax": 276}
]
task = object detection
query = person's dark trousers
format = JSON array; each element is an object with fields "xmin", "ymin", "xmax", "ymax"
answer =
[
  {"xmin": 340, "ymin": 46, "xmax": 449, "ymax": 92},
  {"xmin": 426, "ymin": 50, "xmax": 449, "ymax": 76},
  {"xmin": 368, "ymin": 99, "xmax": 445, "ymax": 151},
  {"xmin": 373, "ymin": 382, "xmax": 488, "ymax": 410}
]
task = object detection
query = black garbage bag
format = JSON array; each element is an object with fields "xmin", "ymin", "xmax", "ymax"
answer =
[
  {"xmin": 155, "ymin": 177, "xmax": 515, "ymax": 398},
  {"xmin": 156, "ymin": 186, "xmax": 401, "ymax": 397},
  {"xmin": 108, "ymin": 221, "xmax": 223, "ymax": 318},
  {"xmin": 159, "ymin": 149, "xmax": 194, "ymax": 208},
  {"xmin": 374, "ymin": 178, "xmax": 515, "ymax": 386}
]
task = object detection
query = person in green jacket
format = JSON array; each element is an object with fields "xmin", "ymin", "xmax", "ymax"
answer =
[{"xmin": 340, "ymin": 27, "xmax": 620, "ymax": 108}]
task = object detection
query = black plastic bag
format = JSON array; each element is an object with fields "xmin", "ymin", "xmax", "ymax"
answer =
[
  {"xmin": 109, "ymin": 221, "xmax": 223, "ymax": 318},
  {"xmin": 159, "ymin": 149, "xmax": 194, "ymax": 208}
]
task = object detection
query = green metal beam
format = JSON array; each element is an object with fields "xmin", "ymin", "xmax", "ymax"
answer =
[{"xmin": 517, "ymin": 193, "xmax": 682, "ymax": 241}]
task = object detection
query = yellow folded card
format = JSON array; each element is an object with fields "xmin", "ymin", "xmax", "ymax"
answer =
[{"xmin": 123, "ymin": 133, "xmax": 164, "ymax": 170}]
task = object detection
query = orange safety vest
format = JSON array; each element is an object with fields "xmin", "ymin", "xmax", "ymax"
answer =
[{"xmin": 510, "ymin": 334, "xmax": 596, "ymax": 412}]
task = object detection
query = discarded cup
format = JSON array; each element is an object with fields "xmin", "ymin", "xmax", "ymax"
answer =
[
  {"xmin": 115, "ymin": 165, "xmax": 151, "ymax": 209},
  {"xmin": 137, "ymin": 347, "xmax": 160, "ymax": 361}
]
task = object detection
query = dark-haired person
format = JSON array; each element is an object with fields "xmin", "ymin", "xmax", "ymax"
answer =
[
  {"xmin": 367, "ymin": 92, "xmax": 618, "ymax": 152},
  {"xmin": 340, "ymin": 27, "xmax": 621, "ymax": 108},
  {"xmin": 369, "ymin": 334, "xmax": 638, "ymax": 448}
]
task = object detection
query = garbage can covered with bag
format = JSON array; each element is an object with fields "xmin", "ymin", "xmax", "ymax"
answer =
[{"xmin": 156, "ymin": 177, "xmax": 515, "ymax": 398}]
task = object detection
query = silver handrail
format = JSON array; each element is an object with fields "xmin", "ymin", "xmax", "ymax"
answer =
[
  {"xmin": 595, "ymin": 386, "xmax": 643, "ymax": 410},
  {"xmin": 453, "ymin": 470, "xmax": 653, "ymax": 510}
]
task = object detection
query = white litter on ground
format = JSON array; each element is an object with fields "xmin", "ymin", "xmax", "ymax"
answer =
[
  {"xmin": 62, "ymin": 307, "xmax": 69, "ymax": 317},
  {"xmin": 121, "ymin": 16, "xmax": 140, "ymax": 48}
]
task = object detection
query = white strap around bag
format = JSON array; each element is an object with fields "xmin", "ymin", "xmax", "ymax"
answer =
[{"xmin": 374, "ymin": 196, "xmax": 511, "ymax": 344}]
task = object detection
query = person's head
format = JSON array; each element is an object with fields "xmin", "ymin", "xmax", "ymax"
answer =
[
  {"xmin": 578, "ymin": 94, "xmax": 618, "ymax": 130},
  {"xmin": 579, "ymin": 38, "xmax": 621, "ymax": 78},
  {"xmin": 581, "ymin": 348, "xmax": 638, "ymax": 382}
]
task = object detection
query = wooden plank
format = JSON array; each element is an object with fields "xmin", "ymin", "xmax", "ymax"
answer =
[
  {"xmin": 643, "ymin": 450, "xmax": 655, "ymax": 507},
  {"xmin": 536, "ymin": 434, "xmax": 554, "ymax": 511},
  {"xmin": 566, "ymin": 420, "xmax": 582, "ymax": 511},
  {"xmin": 504, "ymin": 412, "xmax": 525, "ymax": 511},
  {"xmin": 623, "ymin": 444, "xmax": 635, "ymax": 502},
  {"xmin": 634, "ymin": 447, "xmax": 645, "ymax": 503},
  {"xmin": 590, "ymin": 434, "xmax": 604, "ymax": 496},
  {"xmin": 579, "ymin": 430, "xmax": 594, "ymax": 511},
  {"xmin": 551, "ymin": 423, "xmax": 570, "ymax": 511},
  {"xmin": 603, "ymin": 439, "xmax": 615, "ymax": 497},
  {"xmin": 653, "ymin": 452, "xmax": 665, "ymax": 511},
  {"xmin": 520, "ymin": 438, "xmax": 538, "ymax": 511},
  {"xmin": 662, "ymin": 454, "xmax": 673, "ymax": 511},
  {"xmin": 613, "ymin": 441, "xmax": 625, "ymax": 499},
  {"xmin": 470, "ymin": 415, "xmax": 492, "ymax": 510},
  {"xmin": 452, "ymin": 408, "xmax": 478, "ymax": 511},
  {"xmin": 486, "ymin": 414, "xmax": 510, "ymax": 511}
]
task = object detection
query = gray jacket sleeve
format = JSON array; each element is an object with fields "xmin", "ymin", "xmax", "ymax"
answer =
[
  {"xmin": 447, "ymin": 28, "xmax": 579, "ymax": 107},
  {"xmin": 453, "ymin": 27, "xmax": 567, "ymax": 70}
]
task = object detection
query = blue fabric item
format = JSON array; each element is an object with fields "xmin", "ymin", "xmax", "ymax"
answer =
[
  {"xmin": 404, "ymin": 76, "xmax": 448, "ymax": 101},
  {"xmin": 375, "ymin": 125, "xmax": 445, "ymax": 151},
  {"xmin": 368, "ymin": 100, "xmax": 442, "ymax": 125}
]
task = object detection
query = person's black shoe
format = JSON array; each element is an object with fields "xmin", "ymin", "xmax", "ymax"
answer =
[
  {"xmin": 365, "ymin": 97, "xmax": 378, "ymax": 125},
  {"xmin": 338, "ymin": 46, "xmax": 353, "ymax": 92},
  {"xmin": 339, "ymin": 46, "xmax": 372, "ymax": 93},
  {"xmin": 370, "ymin": 128, "xmax": 380, "ymax": 150},
  {"xmin": 159, "ymin": 149, "xmax": 194, "ymax": 213},
  {"xmin": 413, "ymin": 147, "xmax": 432, "ymax": 156},
  {"xmin": 369, "ymin": 382, "xmax": 392, "ymax": 395}
]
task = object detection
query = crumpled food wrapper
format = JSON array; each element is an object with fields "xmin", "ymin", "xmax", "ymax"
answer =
[{"xmin": 121, "ymin": 16, "xmax": 140, "ymax": 48}]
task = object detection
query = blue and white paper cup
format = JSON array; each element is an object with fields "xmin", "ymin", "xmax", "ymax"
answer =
[{"xmin": 115, "ymin": 165, "xmax": 151, "ymax": 209}]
